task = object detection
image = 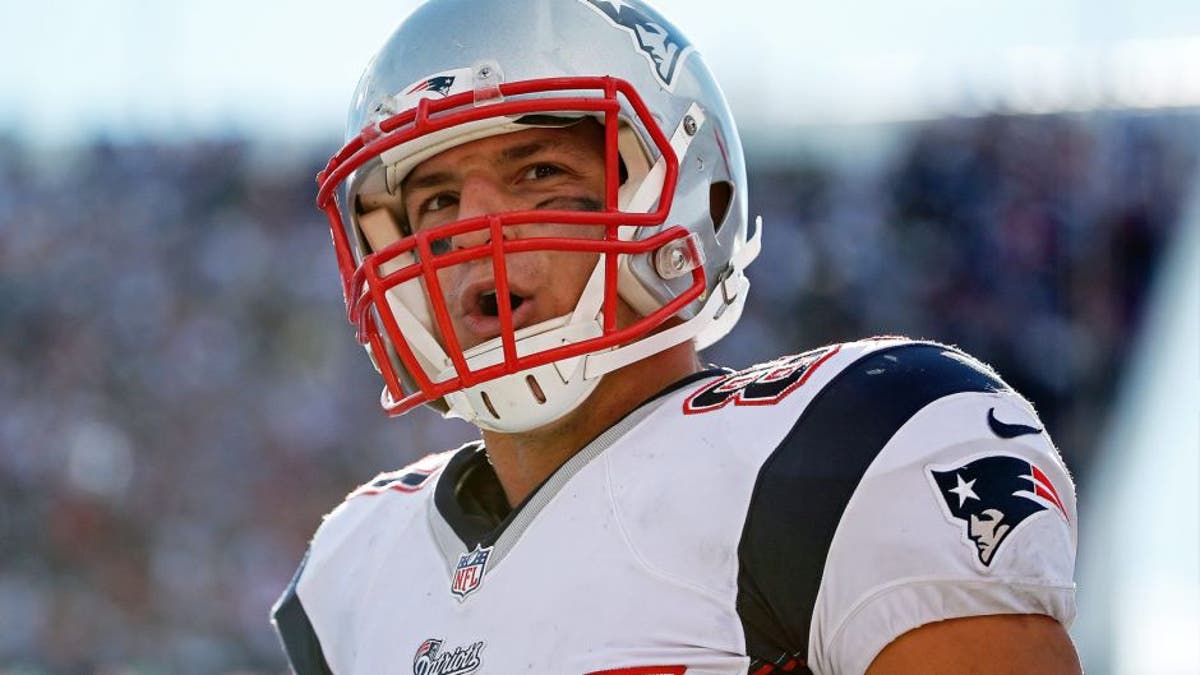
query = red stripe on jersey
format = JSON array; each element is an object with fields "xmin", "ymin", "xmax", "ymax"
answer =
[
  {"xmin": 750, "ymin": 657, "xmax": 802, "ymax": 674},
  {"xmin": 588, "ymin": 662, "xmax": 686, "ymax": 667}
]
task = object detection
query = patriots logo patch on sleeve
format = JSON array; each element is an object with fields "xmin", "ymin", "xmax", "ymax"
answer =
[{"xmin": 928, "ymin": 454, "xmax": 1068, "ymax": 567}]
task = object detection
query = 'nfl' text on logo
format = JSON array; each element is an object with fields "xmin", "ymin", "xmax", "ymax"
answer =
[{"xmin": 451, "ymin": 544, "xmax": 492, "ymax": 600}]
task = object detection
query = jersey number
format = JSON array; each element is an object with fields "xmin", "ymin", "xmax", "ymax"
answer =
[{"xmin": 683, "ymin": 346, "xmax": 839, "ymax": 414}]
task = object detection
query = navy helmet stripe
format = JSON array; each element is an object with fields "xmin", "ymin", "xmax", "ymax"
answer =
[{"xmin": 735, "ymin": 343, "xmax": 1009, "ymax": 669}]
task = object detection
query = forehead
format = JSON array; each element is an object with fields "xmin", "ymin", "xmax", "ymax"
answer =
[{"xmin": 404, "ymin": 120, "xmax": 606, "ymax": 184}]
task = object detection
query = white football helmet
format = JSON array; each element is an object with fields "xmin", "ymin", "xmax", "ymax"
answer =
[{"xmin": 318, "ymin": 0, "xmax": 761, "ymax": 432}]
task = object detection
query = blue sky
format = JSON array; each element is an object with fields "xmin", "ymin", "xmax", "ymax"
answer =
[{"xmin": 1, "ymin": 0, "xmax": 1197, "ymax": 143}]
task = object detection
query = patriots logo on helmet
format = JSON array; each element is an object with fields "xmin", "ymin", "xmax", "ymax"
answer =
[
  {"xmin": 928, "ymin": 454, "xmax": 1068, "ymax": 566},
  {"xmin": 582, "ymin": 0, "xmax": 693, "ymax": 88},
  {"xmin": 405, "ymin": 75, "xmax": 457, "ymax": 97}
]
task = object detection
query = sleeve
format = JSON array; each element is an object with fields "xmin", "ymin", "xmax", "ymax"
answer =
[
  {"xmin": 271, "ymin": 549, "xmax": 336, "ymax": 675},
  {"xmin": 735, "ymin": 342, "xmax": 1077, "ymax": 675},
  {"xmin": 268, "ymin": 451, "xmax": 454, "ymax": 674}
]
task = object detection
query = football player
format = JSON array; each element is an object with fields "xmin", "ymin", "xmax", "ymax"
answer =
[{"xmin": 272, "ymin": 1, "xmax": 1081, "ymax": 673}]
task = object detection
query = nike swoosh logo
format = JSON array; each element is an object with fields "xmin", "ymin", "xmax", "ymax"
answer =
[{"xmin": 987, "ymin": 407, "xmax": 1043, "ymax": 439}]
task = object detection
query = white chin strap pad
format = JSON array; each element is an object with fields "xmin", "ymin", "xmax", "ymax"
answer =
[
  {"xmin": 442, "ymin": 317, "xmax": 605, "ymax": 432},
  {"xmin": 449, "ymin": 362, "xmax": 600, "ymax": 433}
]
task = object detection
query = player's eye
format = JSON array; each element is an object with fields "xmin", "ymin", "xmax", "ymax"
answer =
[
  {"xmin": 521, "ymin": 163, "xmax": 564, "ymax": 181},
  {"xmin": 420, "ymin": 193, "xmax": 457, "ymax": 214}
]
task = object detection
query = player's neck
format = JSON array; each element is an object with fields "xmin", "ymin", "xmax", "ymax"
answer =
[{"xmin": 481, "ymin": 341, "xmax": 701, "ymax": 507}]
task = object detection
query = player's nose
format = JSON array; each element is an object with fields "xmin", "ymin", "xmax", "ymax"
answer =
[{"xmin": 453, "ymin": 174, "xmax": 516, "ymax": 249}]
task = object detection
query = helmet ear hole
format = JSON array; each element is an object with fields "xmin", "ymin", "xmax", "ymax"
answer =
[{"xmin": 709, "ymin": 180, "xmax": 734, "ymax": 233}]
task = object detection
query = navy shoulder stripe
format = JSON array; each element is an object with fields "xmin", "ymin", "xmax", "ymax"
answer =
[
  {"xmin": 271, "ymin": 551, "xmax": 334, "ymax": 675},
  {"xmin": 735, "ymin": 342, "xmax": 1009, "ymax": 672}
]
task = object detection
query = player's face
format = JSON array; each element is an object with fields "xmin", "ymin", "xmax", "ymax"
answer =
[{"xmin": 401, "ymin": 120, "xmax": 616, "ymax": 351}]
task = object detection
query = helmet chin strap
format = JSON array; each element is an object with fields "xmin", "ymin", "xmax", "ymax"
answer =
[{"xmin": 582, "ymin": 214, "xmax": 761, "ymax": 379}]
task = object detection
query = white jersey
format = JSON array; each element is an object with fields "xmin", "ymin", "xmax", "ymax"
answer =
[{"xmin": 272, "ymin": 338, "xmax": 1077, "ymax": 675}]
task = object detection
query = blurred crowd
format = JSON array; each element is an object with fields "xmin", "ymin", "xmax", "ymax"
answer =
[{"xmin": 0, "ymin": 108, "xmax": 1195, "ymax": 673}]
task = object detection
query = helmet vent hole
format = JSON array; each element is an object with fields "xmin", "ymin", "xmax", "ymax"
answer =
[
  {"xmin": 709, "ymin": 180, "xmax": 734, "ymax": 234},
  {"xmin": 481, "ymin": 391, "xmax": 500, "ymax": 419},
  {"xmin": 525, "ymin": 375, "xmax": 547, "ymax": 404}
]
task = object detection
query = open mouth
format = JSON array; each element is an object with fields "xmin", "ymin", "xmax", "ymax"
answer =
[
  {"xmin": 458, "ymin": 283, "xmax": 536, "ymax": 344},
  {"xmin": 478, "ymin": 289, "xmax": 526, "ymax": 317}
]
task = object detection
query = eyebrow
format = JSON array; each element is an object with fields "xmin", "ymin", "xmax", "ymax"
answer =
[
  {"xmin": 500, "ymin": 139, "xmax": 561, "ymax": 163},
  {"xmin": 403, "ymin": 170, "xmax": 455, "ymax": 192},
  {"xmin": 404, "ymin": 137, "xmax": 587, "ymax": 192}
]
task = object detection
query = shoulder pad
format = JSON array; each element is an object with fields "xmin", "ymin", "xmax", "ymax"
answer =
[{"xmin": 736, "ymin": 339, "xmax": 1016, "ymax": 665}]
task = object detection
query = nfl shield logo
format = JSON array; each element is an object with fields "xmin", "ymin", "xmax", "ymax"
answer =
[{"xmin": 451, "ymin": 544, "xmax": 493, "ymax": 600}]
